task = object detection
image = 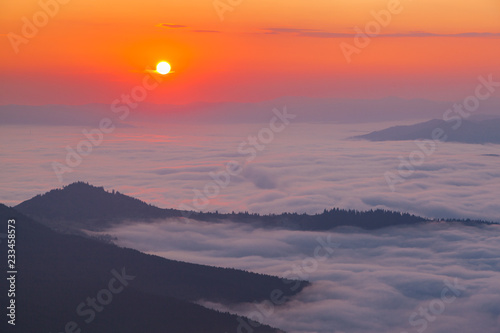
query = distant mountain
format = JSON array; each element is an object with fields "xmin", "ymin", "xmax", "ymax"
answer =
[
  {"xmin": 353, "ymin": 117, "xmax": 500, "ymax": 144},
  {"xmin": 3, "ymin": 97, "xmax": 499, "ymax": 125},
  {"xmin": 16, "ymin": 181, "xmax": 181, "ymax": 231},
  {"xmin": 0, "ymin": 104, "xmax": 133, "ymax": 127},
  {"xmin": 0, "ymin": 204, "xmax": 304, "ymax": 332},
  {"xmin": 15, "ymin": 182, "xmax": 497, "ymax": 232}
]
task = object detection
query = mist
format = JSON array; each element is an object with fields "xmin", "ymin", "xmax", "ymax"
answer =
[
  {"xmin": 3, "ymin": 121, "xmax": 500, "ymax": 221},
  {"xmin": 98, "ymin": 218, "xmax": 500, "ymax": 333}
]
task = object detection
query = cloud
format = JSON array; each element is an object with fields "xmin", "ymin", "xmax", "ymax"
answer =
[
  {"xmin": 262, "ymin": 27, "xmax": 355, "ymax": 38},
  {"xmin": 96, "ymin": 219, "xmax": 500, "ymax": 333},
  {"xmin": 4, "ymin": 120, "xmax": 500, "ymax": 221},
  {"xmin": 262, "ymin": 27, "xmax": 500, "ymax": 39},
  {"xmin": 242, "ymin": 166, "xmax": 279, "ymax": 190},
  {"xmin": 400, "ymin": 32, "xmax": 500, "ymax": 38},
  {"xmin": 191, "ymin": 30, "xmax": 220, "ymax": 33},
  {"xmin": 157, "ymin": 23, "xmax": 187, "ymax": 29},
  {"xmin": 156, "ymin": 24, "xmax": 220, "ymax": 33}
]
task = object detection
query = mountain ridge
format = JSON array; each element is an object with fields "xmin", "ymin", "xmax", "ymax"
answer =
[
  {"xmin": 14, "ymin": 182, "xmax": 498, "ymax": 233},
  {"xmin": 353, "ymin": 117, "xmax": 500, "ymax": 144},
  {"xmin": 0, "ymin": 203, "xmax": 304, "ymax": 332}
]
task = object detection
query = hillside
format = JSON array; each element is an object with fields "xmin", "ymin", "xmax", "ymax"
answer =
[
  {"xmin": 353, "ymin": 117, "xmax": 500, "ymax": 144},
  {"xmin": 15, "ymin": 182, "xmax": 436, "ymax": 231},
  {"xmin": 15, "ymin": 182, "xmax": 497, "ymax": 233},
  {"xmin": 15, "ymin": 181, "xmax": 181, "ymax": 224},
  {"xmin": 0, "ymin": 204, "xmax": 304, "ymax": 332}
]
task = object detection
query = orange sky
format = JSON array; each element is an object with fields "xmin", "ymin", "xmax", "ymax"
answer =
[{"xmin": 0, "ymin": 0, "xmax": 499, "ymax": 105}]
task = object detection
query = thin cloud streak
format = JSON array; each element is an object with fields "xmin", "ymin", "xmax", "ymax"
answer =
[
  {"xmin": 262, "ymin": 27, "xmax": 500, "ymax": 38},
  {"xmin": 157, "ymin": 23, "xmax": 188, "ymax": 28}
]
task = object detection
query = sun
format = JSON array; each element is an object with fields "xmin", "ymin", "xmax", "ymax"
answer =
[{"xmin": 156, "ymin": 61, "xmax": 171, "ymax": 75}]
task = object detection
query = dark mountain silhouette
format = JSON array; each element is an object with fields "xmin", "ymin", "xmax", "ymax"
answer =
[
  {"xmin": 0, "ymin": 204, "xmax": 305, "ymax": 332},
  {"xmin": 353, "ymin": 117, "xmax": 500, "ymax": 144},
  {"xmin": 15, "ymin": 182, "xmax": 497, "ymax": 233},
  {"xmin": 15, "ymin": 181, "xmax": 181, "ymax": 227}
]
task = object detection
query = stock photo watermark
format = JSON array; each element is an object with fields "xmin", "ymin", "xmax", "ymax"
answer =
[
  {"xmin": 213, "ymin": 0, "xmax": 243, "ymax": 21},
  {"xmin": 51, "ymin": 70, "xmax": 163, "ymax": 183},
  {"xmin": 401, "ymin": 278, "xmax": 466, "ymax": 333},
  {"xmin": 385, "ymin": 74, "xmax": 500, "ymax": 191},
  {"xmin": 178, "ymin": 106, "xmax": 296, "ymax": 217},
  {"xmin": 7, "ymin": 0, "xmax": 71, "ymax": 54},
  {"xmin": 50, "ymin": 267, "xmax": 135, "ymax": 333},
  {"xmin": 5, "ymin": 219, "xmax": 16, "ymax": 326},
  {"xmin": 340, "ymin": 0, "xmax": 412, "ymax": 63},
  {"xmin": 236, "ymin": 235, "xmax": 340, "ymax": 333}
]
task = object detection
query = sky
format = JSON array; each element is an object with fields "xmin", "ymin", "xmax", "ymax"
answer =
[
  {"xmin": 2, "ymin": 2, "xmax": 500, "ymax": 332},
  {"xmin": 1, "ymin": 0, "xmax": 500, "ymax": 105}
]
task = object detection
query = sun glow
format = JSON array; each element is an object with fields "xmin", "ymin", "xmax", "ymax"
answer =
[{"xmin": 156, "ymin": 61, "xmax": 171, "ymax": 75}]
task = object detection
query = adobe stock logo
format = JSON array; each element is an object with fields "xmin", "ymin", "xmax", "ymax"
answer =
[
  {"xmin": 340, "ymin": 0, "xmax": 411, "ymax": 63},
  {"xmin": 384, "ymin": 74, "xmax": 500, "ymax": 191},
  {"xmin": 7, "ymin": 0, "xmax": 71, "ymax": 54},
  {"xmin": 49, "ymin": 268, "xmax": 135, "ymax": 333},
  {"xmin": 213, "ymin": 0, "xmax": 243, "ymax": 21},
  {"xmin": 178, "ymin": 106, "xmax": 295, "ymax": 218}
]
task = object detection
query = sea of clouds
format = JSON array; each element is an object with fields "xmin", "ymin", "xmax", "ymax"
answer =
[
  {"xmin": 1, "ymin": 120, "xmax": 499, "ymax": 221},
  {"xmin": 3, "ymin": 115, "xmax": 500, "ymax": 332},
  {"xmin": 98, "ymin": 218, "xmax": 500, "ymax": 333}
]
